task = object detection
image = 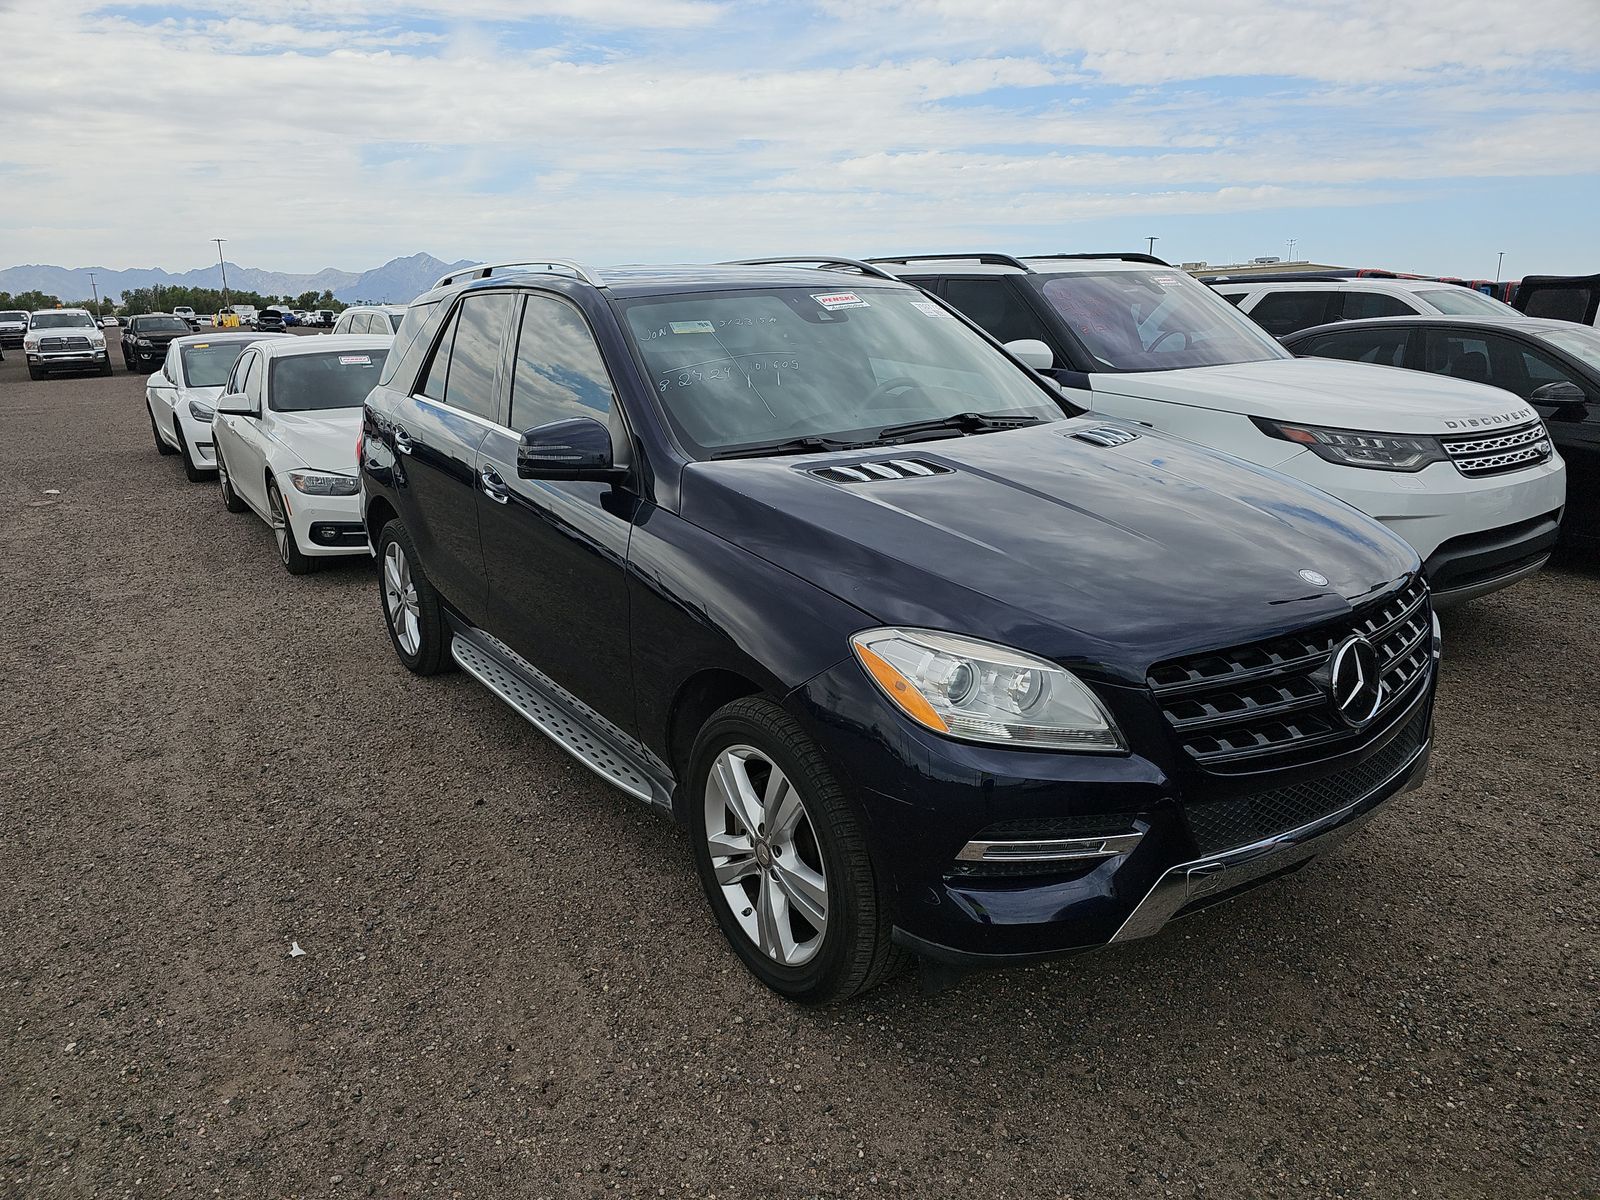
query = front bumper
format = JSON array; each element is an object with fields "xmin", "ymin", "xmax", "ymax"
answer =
[
  {"xmin": 790, "ymin": 645, "xmax": 1436, "ymax": 967},
  {"xmin": 282, "ymin": 489, "xmax": 369, "ymax": 557},
  {"xmin": 28, "ymin": 349, "xmax": 109, "ymax": 370},
  {"xmin": 1278, "ymin": 448, "xmax": 1567, "ymax": 562}
]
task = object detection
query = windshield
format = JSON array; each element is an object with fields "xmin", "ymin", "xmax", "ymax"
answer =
[
  {"xmin": 180, "ymin": 341, "xmax": 251, "ymax": 388},
  {"xmin": 1416, "ymin": 288, "xmax": 1514, "ymax": 316},
  {"xmin": 134, "ymin": 316, "xmax": 190, "ymax": 334},
  {"xmin": 269, "ymin": 349, "xmax": 390, "ymax": 412},
  {"xmin": 30, "ymin": 313, "xmax": 96, "ymax": 330},
  {"xmin": 1037, "ymin": 270, "xmax": 1288, "ymax": 371},
  {"xmin": 619, "ymin": 286, "xmax": 1068, "ymax": 456},
  {"xmin": 1, "ymin": 311, "xmax": 26, "ymax": 323},
  {"xmin": 1536, "ymin": 326, "xmax": 1600, "ymax": 374}
]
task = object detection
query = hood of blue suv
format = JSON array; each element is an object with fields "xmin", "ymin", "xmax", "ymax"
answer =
[{"xmin": 679, "ymin": 419, "xmax": 1418, "ymax": 684}]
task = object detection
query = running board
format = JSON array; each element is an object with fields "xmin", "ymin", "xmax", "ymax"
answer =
[{"xmin": 448, "ymin": 621, "xmax": 674, "ymax": 812}]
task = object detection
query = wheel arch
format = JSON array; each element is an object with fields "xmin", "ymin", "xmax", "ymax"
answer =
[
  {"xmin": 364, "ymin": 494, "xmax": 399, "ymax": 545},
  {"xmin": 666, "ymin": 668, "xmax": 765, "ymax": 820}
]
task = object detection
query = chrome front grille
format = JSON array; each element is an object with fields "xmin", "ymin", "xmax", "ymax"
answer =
[
  {"xmin": 1148, "ymin": 576, "xmax": 1432, "ymax": 769},
  {"xmin": 1441, "ymin": 421, "xmax": 1552, "ymax": 477},
  {"xmin": 40, "ymin": 336, "xmax": 92, "ymax": 352}
]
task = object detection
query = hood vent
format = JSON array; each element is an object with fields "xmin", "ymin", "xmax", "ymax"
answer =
[
  {"xmin": 810, "ymin": 458, "xmax": 952, "ymax": 484},
  {"xmin": 1070, "ymin": 425, "xmax": 1140, "ymax": 448}
]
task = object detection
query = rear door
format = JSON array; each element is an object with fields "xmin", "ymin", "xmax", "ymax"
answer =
[
  {"xmin": 389, "ymin": 290, "xmax": 515, "ymax": 625},
  {"xmin": 474, "ymin": 291, "xmax": 639, "ymax": 730}
]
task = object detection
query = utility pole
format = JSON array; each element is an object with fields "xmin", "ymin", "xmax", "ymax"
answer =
[
  {"xmin": 213, "ymin": 238, "xmax": 229, "ymax": 309},
  {"xmin": 1286, "ymin": 237, "xmax": 1298, "ymax": 262},
  {"xmin": 1496, "ymin": 250, "xmax": 1506, "ymax": 282},
  {"xmin": 88, "ymin": 272, "xmax": 102, "ymax": 319},
  {"xmin": 1145, "ymin": 236, "xmax": 1159, "ymax": 257}
]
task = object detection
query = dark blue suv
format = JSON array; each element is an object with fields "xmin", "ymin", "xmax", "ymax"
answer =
[{"xmin": 358, "ymin": 256, "xmax": 1440, "ymax": 1002}]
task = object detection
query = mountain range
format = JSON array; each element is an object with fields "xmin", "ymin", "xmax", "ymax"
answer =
[{"xmin": 0, "ymin": 252, "xmax": 479, "ymax": 304}]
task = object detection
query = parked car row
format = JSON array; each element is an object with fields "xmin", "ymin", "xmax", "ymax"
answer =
[{"xmin": 118, "ymin": 249, "xmax": 1579, "ymax": 1006}]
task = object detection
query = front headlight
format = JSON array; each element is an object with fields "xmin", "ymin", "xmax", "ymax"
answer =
[
  {"xmin": 187, "ymin": 400, "xmax": 215, "ymax": 422},
  {"xmin": 136, "ymin": 337, "xmax": 152, "ymax": 347},
  {"xmin": 23, "ymin": 338, "xmax": 38, "ymax": 352},
  {"xmin": 850, "ymin": 628, "xmax": 1124, "ymax": 751},
  {"xmin": 1253, "ymin": 417, "xmax": 1446, "ymax": 471},
  {"xmin": 287, "ymin": 470, "xmax": 358, "ymax": 496}
]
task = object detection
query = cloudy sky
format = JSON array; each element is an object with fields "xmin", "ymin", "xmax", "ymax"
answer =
[{"xmin": 2, "ymin": 0, "xmax": 1598, "ymax": 279}]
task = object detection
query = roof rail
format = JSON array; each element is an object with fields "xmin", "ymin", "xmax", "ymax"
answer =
[
  {"xmin": 723, "ymin": 256, "xmax": 904, "ymax": 282},
  {"xmin": 1029, "ymin": 252, "xmax": 1173, "ymax": 267},
  {"xmin": 1199, "ymin": 270, "xmax": 1359, "ymax": 284},
  {"xmin": 432, "ymin": 259, "xmax": 605, "ymax": 290},
  {"xmin": 867, "ymin": 253, "xmax": 1031, "ymax": 271}
]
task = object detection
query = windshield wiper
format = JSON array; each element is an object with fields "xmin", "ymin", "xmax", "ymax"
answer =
[
  {"xmin": 875, "ymin": 411, "xmax": 1047, "ymax": 443},
  {"xmin": 710, "ymin": 435, "xmax": 884, "ymax": 461}
]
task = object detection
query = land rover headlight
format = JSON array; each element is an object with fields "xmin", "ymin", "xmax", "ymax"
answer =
[
  {"xmin": 850, "ymin": 628, "xmax": 1123, "ymax": 751},
  {"xmin": 1253, "ymin": 417, "xmax": 1447, "ymax": 471},
  {"xmin": 287, "ymin": 470, "xmax": 358, "ymax": 496}
]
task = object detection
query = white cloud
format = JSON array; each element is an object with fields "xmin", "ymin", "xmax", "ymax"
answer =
[{"xmin": 0, "ymin": 0, "xmax": 1596, "ymax": 276}]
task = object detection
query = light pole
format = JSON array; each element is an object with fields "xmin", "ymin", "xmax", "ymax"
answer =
[
  {"xmin": 1145, "ymin": 236, "xmax": 1159, "ymax": 257},
  {"xmin": 213, "ymin": 238, "xmax": 229, "ymax": 309},
  {"xmin": 88, "ymin": 272, "xmax": 102, "ymax": 320},
  {"xmin": 1496, "ymin": 251, "xmax": 1506, "ymax": 282},
  {"xmin": 1286, "ymin": 237, "xmax": 1298, "ymax": 262}
]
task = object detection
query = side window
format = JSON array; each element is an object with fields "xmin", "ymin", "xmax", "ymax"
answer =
[
  {"xmin": 1423, "ymin": 330, "xmax": 1495, "ymax": 386},
  {"xmin": 437, "ymin": 292, "xmax": 515, "ymax": 421},
  {"xmin": 417, "ymin": 305, "xmax": 460, "ymax": 400},
  {"xmin": 942, "ymin": 278, "xmax": 1053, "ymax": 346},
  {"xmin": 227, "ymin": 351, "xmax": 251, "ymax": 394},
  {"xmin": 1218, "ymin": 291, "xmax": 1247, "ymax": 306},
  {"xmin": 1339, "ymin": 291, "xmax": 1416, "ymax": 320},
  {"xmin": 244, "ymin": 353, "xmax": 265, "ymax": 405},
  {"xmin": 1298, "ymin": 329, "xmax": 1410, "ymax": 367},
  {"xmin": 333, "ymin": 313, "xmax": 350, "ymax": 335},
  {"xmin": 509, "ymin": 295, "xmax": 616, "ymax": 431},
  {"xmin": 1246, "ymin": 291, "xmax": 1337, "ymax": 336}
]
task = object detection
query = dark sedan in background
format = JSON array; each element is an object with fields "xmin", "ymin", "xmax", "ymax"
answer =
[
  {"xmin": 121, "ymin": 313, "xmax": 193, "ymax": 373},
  {"xmin": 1283, "ymin": 315, "xmax": 1599, "ymax": 549}
]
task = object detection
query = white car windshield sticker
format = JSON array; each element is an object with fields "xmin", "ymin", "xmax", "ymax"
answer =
[
  {"xmin": 911, "ymin": 300, "xmax": 953, "ymax": 318},
  {"xmin": 812, "ymin": 292, "xmax": 869, "ymax": 310},
  {"xmin": 339, "ymin": 355, "xmax": 373, "ymax": 366},
  {"xmin": 670, "ymin": 320, "xmax": 715, "ymax": 334}
]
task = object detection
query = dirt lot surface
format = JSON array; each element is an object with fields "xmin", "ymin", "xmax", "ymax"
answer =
[{"xmin": 1, "ymin": 350, "xmax": 1595, "ymax": 1199}]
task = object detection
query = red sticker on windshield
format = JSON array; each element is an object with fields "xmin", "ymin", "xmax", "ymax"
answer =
[{"xmin": 812, "ymin": 292, "xmax": 869, "ymax": 310}]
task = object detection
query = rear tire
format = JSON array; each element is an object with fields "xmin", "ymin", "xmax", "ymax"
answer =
[
  {"xmin": 267, "ymin": 478, "xmax": 316, "ymax": 575},
  {"xmin": 376, "ymin": 519, "xmax": 451, "ymax": 675},
  {"xmin": 150, "ymin": 404, "xmax": 177, "ymax": 455},
  {"xmin": 688, "ymin": 696, "xmax": 907, "ymax": 1004}
]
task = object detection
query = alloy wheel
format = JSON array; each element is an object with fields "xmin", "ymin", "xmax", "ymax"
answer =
[
  {"xmin": 268, "ymin": 486, "xmax": 290, "ymax": 564},
  {"xmin": 703, "ymin": 745, "xmax": 829, "ymax": 966},
  {"xmin": 383, "ymin": 541, "xmax": 422, "ymax": 656}
]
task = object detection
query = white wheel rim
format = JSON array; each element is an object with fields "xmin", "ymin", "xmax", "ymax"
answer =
[
  {"xmin": 382, "ymin": 542, "xmax": 422, "ymax": 655},
  {"xmin": 704, "ymin": 745, "xmax": 828, "ymax": 966}
]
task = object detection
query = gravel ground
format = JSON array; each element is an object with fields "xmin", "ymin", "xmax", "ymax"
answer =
[{"xmin": 1, "ymin": 352, "xmax": 1595, "ymax": 1199}]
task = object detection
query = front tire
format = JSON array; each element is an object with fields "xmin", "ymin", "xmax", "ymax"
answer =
[
  {"xmin": 266, "ymin": 478, "xmax": 315, "ymax": 575},
  {"xmin": 376, "ymin": 519, "xmax": 451, "ymax": 675},
  {"xmin": 688, "ymin": 697, "xmax": 906, "ymax": 1004},
  {"xmin": 216, "ymin": 446, "xmax": 247, "ymax": 511},
  {"xmin": 28, "ymin": 365, "xmax": 42, "ymax": 381},
  {"xmin": 150, "ymin": 404, "xmax": 177, "ymax": 455},
  {"xmin": 175, "ymin": 417, "xmax": 208, "ymax": 481}
]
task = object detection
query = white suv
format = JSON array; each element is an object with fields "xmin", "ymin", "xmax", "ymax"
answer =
[
  {"xmin": 330, "ymin": 305, "xmax": 404, "ymax": 335},
  {"xmin": 1210, "ymin": 277, "xmax": 1517, "ymax": 338},
  {"xmin": 876, "ymin": 254, "xmax": 1566, "ymax": 606}
]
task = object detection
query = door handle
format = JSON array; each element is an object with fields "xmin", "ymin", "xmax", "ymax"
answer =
[
  {"xmin": 393, "ymin": 426, "xmax": 414, "ymax": 455},
  {"xmin": 479, "ymin": 467, "xmax": 510, "ymax": 504}
]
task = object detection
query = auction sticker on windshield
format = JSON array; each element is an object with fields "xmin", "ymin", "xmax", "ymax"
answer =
[
  {"xmin": 670, "ymin": 321, "xmax": 716, "ymax": 334},
  {"xmin": 812, "ymin": 292, "xmax": 869, "ymax": 310},
  {"xmin": 339, "ymin": 355, "xmax": 373, "ymax": 365},
  {"xmin": 912, "ymin": 300, "xmax": 953, "ymax": 318}
]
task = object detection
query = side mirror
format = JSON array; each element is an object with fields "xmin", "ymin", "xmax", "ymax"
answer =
[
  {"xmin": 517, "ymin": 416, "xmax": 623, "ymax": 482},
  {"xmin": 216, "ymin": 392, "xmax": 259, "ymax": 418},
  {"xmin": 1529, "ymin": 380, "xmax": 1587, "ymax": 409},
  {"xmin": 1004, "ymin": 338, "xmax": 1054, "ymax": 371}
]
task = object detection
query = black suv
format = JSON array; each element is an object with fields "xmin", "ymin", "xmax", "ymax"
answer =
[
  {"xmin": 359, "ymin": 256, "xmax": 1439, "ymax": 1002},
  {"xmin": 122, "ymin": 314, "xmax": 192, "ymax": 372}
]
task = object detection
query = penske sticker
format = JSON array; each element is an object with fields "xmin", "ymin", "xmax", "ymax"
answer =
[{"xmin": 811, "ymin": 291, "xmax": 869, "ymax": 310}]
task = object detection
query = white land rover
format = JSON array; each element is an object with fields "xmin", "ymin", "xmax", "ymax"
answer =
[{"xmin": 875, "ymin": 254, "xmax": 1567, "ymax": 605}]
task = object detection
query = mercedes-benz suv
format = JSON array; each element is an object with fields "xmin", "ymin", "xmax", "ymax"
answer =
[{"xmin": 358, "ymin": 256, "xmax": 1440, "ymax": 1002}]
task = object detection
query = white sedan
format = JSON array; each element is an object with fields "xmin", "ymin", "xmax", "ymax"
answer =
[
  {"xmin": 146, "ymin": 332, "xmax": 292, "ymax": 480},
  {"xmin": 212, "ymin": 335, "xmax": 393, "ymax": 574}
]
